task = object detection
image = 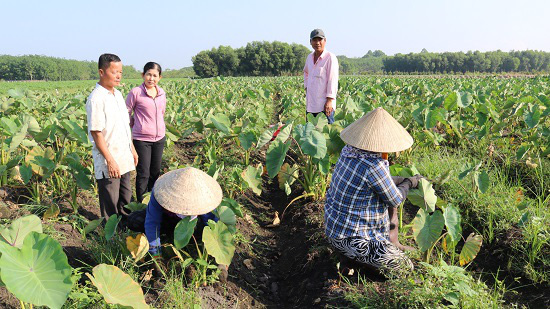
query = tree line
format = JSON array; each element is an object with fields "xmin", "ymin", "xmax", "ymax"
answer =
[
  {"xmin": 3, "ymin": 48, "xmax": 550, "ymax": 81},
  {"xmin": 194, "ymin": 45, "xmax": 550, "ymax": 77},
  {"xmin": 0, "ymin": 55, "xmax": 141, "ymax": 81},
  {"xmin": 382, "ymin": 49, "xmax": 550, "ymax": 74},
  {"xmin": 192, "ymin": 41, "xmax": 311, "ymax": 77}
]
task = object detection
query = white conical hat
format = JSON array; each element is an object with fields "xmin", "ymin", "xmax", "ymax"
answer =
[
  {"xmin": 153, "ymin": 167, "xmax": 223, "ymax": 215},
  {"xmin": 340, "ymin": 107, "xmax": 413, "ymax": 153}
]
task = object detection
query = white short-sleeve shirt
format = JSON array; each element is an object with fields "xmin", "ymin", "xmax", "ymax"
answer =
[{"xmin": 86, "ymin": 83, "xmax": 135, "ymax": 179}]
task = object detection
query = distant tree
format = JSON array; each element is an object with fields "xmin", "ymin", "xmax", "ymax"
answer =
[{"xmin": 192, "ymin": 51, "xmax": 218, "ymax": 78}]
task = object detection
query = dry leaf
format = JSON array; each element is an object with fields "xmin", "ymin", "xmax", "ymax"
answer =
[
  {"xmin": 126, "ymin": 234, "xmax": 149, "ymax": 262},
  {"xmin": 265, "ymin": 211, "xmax": 280, "ymax": 228},
  {"xmin": 139, "ymin": 269, "xmax": 153, "ymax": 282},
  {"xmin": 243, "ymin": 259, "xmax": 255, "ymax": 270}
]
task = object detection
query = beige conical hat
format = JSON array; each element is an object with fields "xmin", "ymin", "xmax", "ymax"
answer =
[
  {"xmin": 153, "ymin": 167, "xmax": 223, "ymax": 215},
  {"xmin": 340, "ymin": 107, "xmax": 413, "ymax": 153}
]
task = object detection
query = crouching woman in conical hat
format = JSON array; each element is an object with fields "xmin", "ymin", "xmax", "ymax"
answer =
[
  {"xmin": 127, "ymin": 166, "xmax": 228, "ymax": 279},
  {"xmin": 324, "ymin": 107, "xmax": 423, "ymax": 276}
]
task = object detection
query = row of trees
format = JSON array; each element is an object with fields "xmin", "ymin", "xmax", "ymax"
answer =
[
  {"xmin": 339, "ymin": 50, "xmax": 386, "ymax": 74},
  {"xmin": 0, "ymin": 55, "xmax": 141, "ymax": 81},
  {"xmin": 192, "ymin": 41, "xmax": 310, "ymax": 77},
  {"xmin": 383, "ymin": 50, "xmax": 550, "ymax": 73}
]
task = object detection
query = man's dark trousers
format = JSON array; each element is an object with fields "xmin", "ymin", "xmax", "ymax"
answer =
[{"xmin": 97, "ymin": 172, "xmax": 132, "ymax": 219}]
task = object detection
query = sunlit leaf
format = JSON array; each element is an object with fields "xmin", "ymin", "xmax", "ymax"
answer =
[
  {"xmin": 412, "ymin": 208, "xmax": 445, "ymax": 252},
  {"xmin": 0, "ymin": 215, "xmax": 42, "ymax": 248},
  {"xmin": 459, "ymin": 233, "xmax": 483, "ymax": 266},
  {"xmin": 241, "ymin": 165, "xmax": 263, "ymax": 195},
  {"xmin": 0, "ymin": 232, "xmax": 72, "ymax": 309},
  {"xmin": 87, "ymin": 264, "xmax": 149, "ymax": 309},
  {"xmin": 203, "ymin": 220, "xmax": 235, "ymax": 266},
  {"xmin": 126, "ymin": 234, "xmax": 149, "ymax": 261}
]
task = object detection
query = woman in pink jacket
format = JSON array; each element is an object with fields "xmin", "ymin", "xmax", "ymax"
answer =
[{"xmin": 126, "ymin": 62, "xmax": 167, "ymax": 202}]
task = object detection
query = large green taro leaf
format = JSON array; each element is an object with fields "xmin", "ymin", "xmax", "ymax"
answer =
[
  {"xmin": 61, "ymin": 119, "xmax": 89, "ymax": 145},
  {"xmin": 238, "ymin": 131, "xmax": 257, "ymax": 150},
  {"xmin": 87, "ymin": 264, "xmax": 149, "ymax": 309},
  {"xmin": 203, "ymin": 221, "xmax": 235, "ymax": 266},
  {"xmin": 443, "ymin": 205, "xmax": 462, "ymax": 244},
  {"xmin": 105, "ymin": 214, "xmax": 121, "ymax": 241},
  {"xmin": 241, "ymin": 165, "xmax": 263, "ymax": 195},
  {"xmin": 220, "ymin": 197, "xmax": 243, "ymax": 218},
  {"xmin": 83, "ymin": 218, "xmax": 104, "ymax": 236},
  {"xmin": 459, "ymin": 233, "xmax": 483, "ymax": 266},
  {"xmin": 295, "ymin": 123, "xmax": 327, "ymax": 159},
  {"xmin": 0, "ymin": 232, "xmax": 72, "ymax": 309},
  {"xmin": 214, "ymin": 206, "xmax": 236, "ymax": 228},
  {"xmin": 475, "ymin": 170, "xmax": 490, "ymax": 194},
  {"xmin": 0, "ymin": 214, "xmax": 42, "ymax": 248},
  {"xmin": 412, "ymin": 208, "xmax": 445, "ymax": 252},
  {"xmin": 174, "ymin": 217, "xmax": 198, "ymax": 249},
  {"xmin": 210, "ymin": 113, "xmax": 231, "ymax": 134},
  {"xmin": 524, "ymin": 104, "xmax": 541, "ymax": 129},
  {"xmin": 266, "ymin": 140, "xmax": 291, "ymax": 179},
  {"xmin": 407, "ymin": 179, "xmax": 437, "ymax": 212}
]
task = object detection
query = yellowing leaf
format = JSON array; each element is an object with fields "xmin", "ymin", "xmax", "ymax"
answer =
[
  {"xmin": 459, "ymin": 233, "xmax": 483, "ymax": 266},
  {"xmin": 87, "ymin": 264, "xmax": 150, "ymax": 309},
  {"xmin": 126, "ymin": 234, "xmax": 149, "ymax": 262}
]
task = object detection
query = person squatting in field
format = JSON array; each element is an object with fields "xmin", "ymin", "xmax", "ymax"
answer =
[
  {"xmin": 126, "ymin": 62, "xmax": 167, "ymax": 203},
  {"xmin": 303, "ymin": 28, "xmax": 339, "ymax": 124},
  {"xmin": 126, "ymin": 167, "xmax": 228, "ymax": 279},
  {"xmin": 324, "ymin": 107, "xmax": 424, "ymax": 276},
  {"xmin": 86, "ymin": 53, "xmax": 138, "ymax": 223}
]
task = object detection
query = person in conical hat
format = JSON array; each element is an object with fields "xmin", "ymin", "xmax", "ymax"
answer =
[
  {"xmin": 126, "ymin": 167, "xmax": 227, "ymax": 277},
  {"xmin": 324, "ymin": 107, "xmax": 424, "ymax": 276}
]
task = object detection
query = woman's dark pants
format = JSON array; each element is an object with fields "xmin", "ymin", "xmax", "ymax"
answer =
[{"xmin": 133, "ymin": 137, "xmax": 165, "ymax": 203}]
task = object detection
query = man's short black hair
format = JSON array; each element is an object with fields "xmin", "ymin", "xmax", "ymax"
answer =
[{"xmin": 98, "ymin": 53, "xmax": 121, "ymax": 70}]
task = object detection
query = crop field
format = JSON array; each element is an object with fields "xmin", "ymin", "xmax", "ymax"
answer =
[{"xmin": 0, "ymin": 75, "xmax": 549, "ymax": 308}]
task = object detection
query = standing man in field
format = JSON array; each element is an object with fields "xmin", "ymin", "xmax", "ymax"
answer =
[
  {"xmin": 304, "ymin": 28, "xmax": 339, "ymax": 124},
  {"xmin": 86, "ymin": 53, "xmax": 138, "ymax": 224}
]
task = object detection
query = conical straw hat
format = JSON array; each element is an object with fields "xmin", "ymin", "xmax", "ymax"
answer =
[
  {"xmin": 340, "ymin": 107, "xmax": 413, "ymax": 153},
  {"xmin": 153, "ymin": 167, "xmax": 223, "ymax": 215}
]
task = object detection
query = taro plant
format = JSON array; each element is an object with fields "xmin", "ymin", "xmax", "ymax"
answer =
[
  {"xmin": 391, "ymin": 164, "xmax": 483, "ymax": 266},
  {"xmin": 0, "ymin": 215, "xmax": 73, "ymax": 309},
  {"xmin": 169, "ymin": 204, "xmax": 237, "ymax": 286},
  {"xmin": 263, "ymin": 115, "xmax": 344, "ymax": 203}
]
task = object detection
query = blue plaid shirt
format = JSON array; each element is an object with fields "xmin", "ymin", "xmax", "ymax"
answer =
[{"xmin": 324, "ymin": 145, "xmax": 404, "ymax": 241}]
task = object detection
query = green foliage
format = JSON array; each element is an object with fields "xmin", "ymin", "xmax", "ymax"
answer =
[
  {"xmin": 174, "ymin": 217, "xmax": 198, "ymax": 249},
  {"xmin": 0, "ymin": 54, "xmax": 141, "ymax": 81},
  {"xmin": 87, "ymin": 264, "xmax": 149, "ymax": 309},
  {"xmin": 192, "ymin": 41, "xmax": 310, "ymax": 77},
  {"xmin": 203, "ymin": 220, "xmax": 235, "ymax": 266},
  {"xmin": 0, "ymin": 214, "xmax": 42, "ymax": 247},
  {"xmin": 0, "ymin": 232, "xmax": 73, "ymax": 309}
]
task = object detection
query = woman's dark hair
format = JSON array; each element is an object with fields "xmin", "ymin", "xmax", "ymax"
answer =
[
  {"xmin": 98, "ymin": 53, "xmax": 121, "ymax": 70},
  {"xmin": 143, "ymin": 62, "xmax": 162, "ymax": 76}
]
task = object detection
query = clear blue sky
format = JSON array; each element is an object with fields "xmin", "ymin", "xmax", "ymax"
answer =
[{"xmin": 3, "ymin": 0, "xmax": 549, "ymax": 70}]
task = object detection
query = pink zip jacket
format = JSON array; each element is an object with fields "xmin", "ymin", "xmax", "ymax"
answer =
[{"xmin": 126, "ymin": 83, "xmax": 166, "ymax": 142}]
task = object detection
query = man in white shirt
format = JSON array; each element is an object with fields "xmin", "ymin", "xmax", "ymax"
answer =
[
  {"xmin": 86, "ymin": 53, "xmax": 138, "ymax": 222},
  {"xmin": 303, "ymin": 29, "xmax": 339, "ymax": 124}
]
